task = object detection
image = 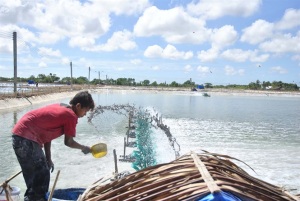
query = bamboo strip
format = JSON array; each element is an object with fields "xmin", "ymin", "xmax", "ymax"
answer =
[
  {"xmin": 80, "ymin": 151, "xmax": 299, "ymax": 201},
  {"xmin": 191, "ymin": 152, "xmax": 220, "ymax": 193}
]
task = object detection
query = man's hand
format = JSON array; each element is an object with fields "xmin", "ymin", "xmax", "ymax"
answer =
[
  {"xmin": 82, "ymin": 146, "xmax": 91, "ymax": 154},
  {"xmin": 47, "ymin": 160, "xmax": 54, "ymax": 173}
]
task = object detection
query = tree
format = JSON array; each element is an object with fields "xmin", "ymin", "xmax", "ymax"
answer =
[
  {"xmin": 76, "ymin": 76, "xmax": 89, "ymax": 84},
  {"xmin": 28, "ymin": 75, "xmax": 36, "ymax": 81},
  {"xmin": 151, "ymin": 81, "xmax": 158, "ymax": 86},
  {"xmin": 204, "ymin": 83, "xmax": 213, "ymax": 88},
  {"xmin": 61, "ymin": 77, "xmax": 71, "ymax": 84},
  {"xmin": 262, "ymin": 81, "xmax": 271, "ymax": 89},
  {"xmin": 256, "ymin": 80, "xmax": 261, "ymax": 89},
  {"xmin": 170, "ymin": 81, "xmax": 179, "ymax": 87},
  {"xmin": 248, "ymin": 82, "xmax": 258, "ymax": 90},
  {"xmin": 51, "ymin": 74, "xmax": 60, "ymax": 82},
  {"xmin": 37, "ymin": 74, "xmax": 46, "ymax": 82},
  {"xmin": 159, "ymin": 82, "xmax": 168, "ymax": 87},
  {"xmin": 142, "ymin": 80, "xmax": 150, "ymax": 86},
  {"xmin": 183, "ymin": 80, "xmax": 195, "ymax": 87},
  {"xmin": 272, "ymin": 81, "xmax": 283, "ymax": 90},
  {"xmin": 128, "ymin": 78, "xmax": 136, "ymax": 86}
]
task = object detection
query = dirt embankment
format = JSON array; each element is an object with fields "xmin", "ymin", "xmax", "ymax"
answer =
[
  {"xmin": 1, "ymin": 86, "xmax": 299, "ymax": 112},
  {"xmin": 0, "ymin": 91, "xmax": 79, "ymax": 112}
]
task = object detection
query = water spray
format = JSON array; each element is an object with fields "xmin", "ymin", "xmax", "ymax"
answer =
[{"xmin": 88, "ymin": 104, "xmax": 181, "ymax": 172}]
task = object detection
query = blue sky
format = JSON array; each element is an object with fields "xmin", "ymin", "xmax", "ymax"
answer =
[{"xmin": 0, "ymin": 0, "xmax": 299, "ymax": 85}]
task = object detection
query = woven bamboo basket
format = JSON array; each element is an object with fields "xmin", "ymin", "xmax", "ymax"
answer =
[{"xmin": 79, "ymin": 151, "xmax": 300, "ymax": 201}]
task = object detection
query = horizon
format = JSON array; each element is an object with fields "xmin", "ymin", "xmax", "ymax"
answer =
[
  {"xmin": 0, "ymin": 76, "xmax": 297, "ymax": 87},
  {"xmin": 0, "ymin": 0, "xmax": 300, "ymax": 86}
]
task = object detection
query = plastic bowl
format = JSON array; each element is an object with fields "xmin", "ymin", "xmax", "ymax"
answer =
[{"xmin": 91, "ymin": 143, "xmax": 107, "ymax": 158}]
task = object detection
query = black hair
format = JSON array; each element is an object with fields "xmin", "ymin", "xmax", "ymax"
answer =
[{"xmin": 69, "ymin": 91, "xmax": 95, "ymax": 110}]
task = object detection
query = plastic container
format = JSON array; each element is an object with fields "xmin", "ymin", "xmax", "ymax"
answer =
[
  {"xmin": 0, "ymin": 186, "xmax": 21, "ymax": 201},
  {"xmin": 91, "ymin": 143, "xmax": 107, "ymax": 158},
  {"xmin": 46, "ymin": 188, "xmax": 85, "ymax": 201}
]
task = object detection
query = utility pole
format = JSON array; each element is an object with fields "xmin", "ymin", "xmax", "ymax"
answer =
[
  {"xmin": 13, "ymin": 32, "xmax": 17, "ymax": 93},
  {"xmin": 70, "ymin": 61, "xmax": 73, "ymax": 90},
  {"xmin": 88, "ymin": 66, "xmax": 90, "ymax": 88},
  {"xmin": 98, "ymin": 71, "xmax": 100, "ymax": 84}
]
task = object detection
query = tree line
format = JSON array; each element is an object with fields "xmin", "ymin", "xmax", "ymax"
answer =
[{"xmin": 0, "ymin": 74, "xmax": 298, "ymax": 91}]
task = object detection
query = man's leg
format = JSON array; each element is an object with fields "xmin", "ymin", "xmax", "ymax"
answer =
[{"xmin": 12, "ymin": 135, "xmax": 50, "ymax": 201}]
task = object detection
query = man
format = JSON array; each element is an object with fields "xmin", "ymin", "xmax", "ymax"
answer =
[{"xmin": 12, "ymin": 91, "xmax": 95, "ymax": 201}]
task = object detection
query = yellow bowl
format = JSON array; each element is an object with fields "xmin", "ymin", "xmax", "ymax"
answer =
[{"xmin": 91, "ymin": 143, "xmax": 107, "ymax": 158}]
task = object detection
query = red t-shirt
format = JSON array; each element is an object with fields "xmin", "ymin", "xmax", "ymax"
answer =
[{"xmin": 12, "ymin": 103, "xmax": 78, "ymax": 146}]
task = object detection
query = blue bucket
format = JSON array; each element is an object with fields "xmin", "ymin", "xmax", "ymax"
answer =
[{"xmin": 46, "ymin": 188, "xmax": 85, "ymax": 201}]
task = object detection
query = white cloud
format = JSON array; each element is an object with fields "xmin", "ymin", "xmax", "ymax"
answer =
[
  {"xmin": 270, "ymin": 66, "xmax": 287, "ymax": 74},
  {"xmin": 187, "ymin": 0, "xmax": 262, "ymax": 19},
  {"xmin": 184, "ymin": 65, "xmax": 193, "ymax": 72},
  {"xmin": 134, "ymin": 6, "xmax": 208, "ymax": 44},
  {"xmin": 38, "ymin": 47, "xmax": 61, "ymax": 57},
  {"xmin": 163, "ymin": 45, "xmax": 193, "ymax": 60},
  {"xmin": 196, "ymin": 65, "xmax": 210, "ymax": 74},
  {"xmin": 78, "ymin": 58, "xmax": 87, "ymax": 63},
  {"xmin": 238, "ymin": 69, "xmax": 245, "ymax": 75},
  {"xmin": 144, "ymin": 44, "xmax": 193, "ymax": 60},
  {"xmin": 224, "ymin": 65, "xmax": 245, "ymax": 76},
  {"xmin": 0, "ymin": 25, "xmax": 39, "ymax": 54},
  {"xmin": 130, "ymin": 59, "xmax": 142, "ymax": 65},
  {"xmin": 0, "ymin": 65, "xmax": 6, "ymax": 70},
  {"xmin": 69, "ymin": 37, "xmax": 95, "ymax": 48},
  {"xmin": 93, "ymin": 0, "xmax": 150, "ymax": 16},
  {"xmin": 1, "ymin": 24, "xmax": 64, "ymax": 52},
  {"xmin": 0, "ymin": 37, "xmax": 11, "ymax": 53},
  {"xmin": 241, "ymin": 20, "xmax": 274, "ymax": 44},
  {"xmin": 116, "ymin": 67, "xmax": 125, "ymax": 71},
  {"xmin": 0, "ymin": 0, "xmax": 148, "ymax": 47},
  {"xmin": 38, "ymin": 61, "xmax": 47, "ymax": 68},
  {"xmin": 221, "ymin": 49, "xmax": 241, "ymax": 62},
  {"xmin": 197, "ymin": 48, "xmax": 219, "ymax": 62},
  {"xmin": 292, "ymin": 55, "xmax": 300, "ymax": 61},
  {"xmin": 221, "ymin": 49, "xmax": 269, "ymax": 62},
  {"xmin": 211, "ymin": 25, "xmax": 238, "ymax": 49},
  {"xmin": 144, "ymin": 45, "xmax": 163, "ymax": 58},
  {"xmin": 276, "ymin": 9, "xmax": 300, "ymax": 30},
  {"xmin": 25, "ymin": 1, "xmax": 110, "ymax": 39},
  {"xmin": 83, "ymin": 30, "xmax": 136, "ymax": 52},
  {"xmin": 250, "ymin": 53, "xmax": 269, "ymax": 63},
  {"xmin": 0, "ymin": 0, "xmax": 298, "ymax": 84},
  {"xmin": 259, "ymin": 33, "xmax": 300, "ymax": 54},
  {"xmin": 38, "ymin": 32, "xmax": 63, "ymax": 45},
  {"xmin": 61, "ymin": 57, "xmax": 70, "ymax": 65},
  {"xmin": 151, "ymin": 65, "xmax": 160, "ymax": 71}
]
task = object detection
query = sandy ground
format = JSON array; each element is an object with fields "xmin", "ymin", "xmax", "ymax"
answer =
[{"xmin": 0, "ymin": 86, "xmax": 299, "ymax": 112}]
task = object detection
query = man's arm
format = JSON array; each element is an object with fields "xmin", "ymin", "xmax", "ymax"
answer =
[
  {"xmin": 64, "ymin": 135, "xmax": 91, "ymax": 154},
  {"xmin": 44, "ymin": 141, "xmax": 54, "ymax": 172}
]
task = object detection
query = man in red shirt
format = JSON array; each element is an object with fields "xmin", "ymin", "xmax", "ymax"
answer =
[{"xmin": 12, "ymin": 91, "xmax": 95, "ymax": 201}]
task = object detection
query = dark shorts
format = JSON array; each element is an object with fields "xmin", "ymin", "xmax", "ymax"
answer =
[{"xmin": 12, "ymin": 135, "xmax": 49, "ymax": 201}]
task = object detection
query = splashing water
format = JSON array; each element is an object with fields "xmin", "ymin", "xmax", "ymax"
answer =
[
  {"xmin": 88, "ymin": 104, "xmax": 181, "ymax": 171},
  {"xmin": 88, "ymin": 104, "xmax": 135, "ymax": 122},
  {"xmin": 131, "ymin": 109, "xmax": 157, "ymax": 170}
]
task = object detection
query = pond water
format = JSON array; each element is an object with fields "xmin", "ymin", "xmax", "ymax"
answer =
[{"xmin": 1, "ymin": 89, "xmax": 299, "ymax": 198}]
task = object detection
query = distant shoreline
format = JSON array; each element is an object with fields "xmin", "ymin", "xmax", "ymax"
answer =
[
  {"xmin": 0, "ymin": 86, "xmax": 299, "ymax": 112},
  {"xmin": 101, "ymin": 86, "xmax": 300, "ymax": 97}
]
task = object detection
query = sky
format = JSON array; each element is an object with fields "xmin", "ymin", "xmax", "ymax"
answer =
[{"xmin": 0, "ymin": 0, "xmax": 300, "ymax": 85}]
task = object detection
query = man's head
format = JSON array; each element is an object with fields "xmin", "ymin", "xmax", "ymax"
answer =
[{"xmin": 70, "ymin": 91, "xmax": 95, "ymax": 117}]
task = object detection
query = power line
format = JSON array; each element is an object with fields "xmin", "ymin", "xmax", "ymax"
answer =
[
  {"xmin": 17, "ymin": 34, "xmax": 40, "ymax": 56},
  {"xmin": 0, "ymin": 30, "xmax": 13, "ymax": 39}
]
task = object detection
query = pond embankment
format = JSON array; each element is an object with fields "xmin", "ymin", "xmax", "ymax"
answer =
[
  {"xmin": 0, "ymin": 91, "xmax": 79, "ymax": 112},
  {"xmin": 1, "ymin": 86, "xmax": 299, "ymax": 112}
]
